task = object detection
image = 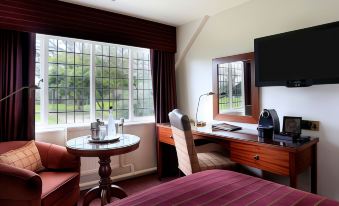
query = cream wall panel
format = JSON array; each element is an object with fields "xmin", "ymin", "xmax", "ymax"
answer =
[{"xmin": 176, "ymin": 0, "xmax": 339, "ymax": 199}]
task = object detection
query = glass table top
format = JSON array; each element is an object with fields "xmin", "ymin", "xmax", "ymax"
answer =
[{"xmin": 66, "ymin": 134, "xmax": 140, "ymax": 151}]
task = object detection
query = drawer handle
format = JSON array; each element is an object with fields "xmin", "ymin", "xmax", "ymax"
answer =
[
  {"xmin": 253, "ymin": 155, "xmax": 260, "ymax": 160},
  {"xmin": 170, "ymin": 135, "xmax": 173, "ymax": 138}
]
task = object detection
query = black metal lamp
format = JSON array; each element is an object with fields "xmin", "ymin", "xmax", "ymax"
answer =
[
  {"xmin": 0, "ymin": 79, "xmax": 43, "ymax": 103},
  {"xmin": 195, "ymin": 92, "xmax": 215, "ymax": 127}
]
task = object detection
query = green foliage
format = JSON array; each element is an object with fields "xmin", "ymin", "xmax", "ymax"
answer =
[{"xmin": 219, "ymin": 96, "xmax": 243, "ymax": 113}]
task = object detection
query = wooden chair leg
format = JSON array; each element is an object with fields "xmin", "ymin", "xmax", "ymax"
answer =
[{"xmin": 178, "ymin": 169, "xmax": 184, "ymax": 177}]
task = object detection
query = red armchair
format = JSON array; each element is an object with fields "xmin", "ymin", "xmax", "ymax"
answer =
[{"xmin": 0, "ymin": 141, "xmax": 81, "ymax": 206}]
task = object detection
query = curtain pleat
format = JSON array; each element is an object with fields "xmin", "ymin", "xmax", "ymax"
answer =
[
  {"xmin": 151, "ymin": 50, "xmax": 177, "ymax": 123},
  {"xmin": 0, "ymin": 29, "xmax": 35, "ymax": 141}
]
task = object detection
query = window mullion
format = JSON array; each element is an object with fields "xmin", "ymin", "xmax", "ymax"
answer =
[
  {"xmin": 90, "ymin": 43, "xmax": 96, "ymax": 122},
  {"xmin": 128, "ymin": 48, "xmax": 133, "ymax": 121},
  {"xmin": 41, "ymin": 36, "xmax": 49, "ymax": 126}
]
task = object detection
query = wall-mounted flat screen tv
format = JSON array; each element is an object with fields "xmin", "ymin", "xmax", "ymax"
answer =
[{"xmin": 255, "ymin": 21, "xmax": 339, "ymax": 87}]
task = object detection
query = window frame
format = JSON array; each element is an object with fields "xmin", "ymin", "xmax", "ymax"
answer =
[
  {"xmin": 35, "ymin": 34, "xmax": 154, "ymax": 127},
  {"xmin": 212, "ymin": 52, "xmax": 260, "ymax": 124}
]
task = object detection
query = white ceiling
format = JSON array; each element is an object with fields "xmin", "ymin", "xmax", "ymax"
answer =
[{"xmin": 61, "ymin": 0, "xmax": 252, "ymax": 26}]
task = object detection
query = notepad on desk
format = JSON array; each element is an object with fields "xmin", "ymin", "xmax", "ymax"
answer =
[{"xmin": 212, "ymin": 123, "xmax": 242, "ymax": 132}]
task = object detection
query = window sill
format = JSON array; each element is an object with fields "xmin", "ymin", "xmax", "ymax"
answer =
[{"xmin": 35, "ymin": 119, "xmax": 155, "ymax": 133}]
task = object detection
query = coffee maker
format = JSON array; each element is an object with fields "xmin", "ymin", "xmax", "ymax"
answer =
[{"xmin": 257, "ymin": 109, "xmax": 280, "ymax": 139}]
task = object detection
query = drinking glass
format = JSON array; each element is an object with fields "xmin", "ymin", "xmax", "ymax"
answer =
[{"xmin": 99, "ymin": 125, "xmax": 107, "ymax": 140}]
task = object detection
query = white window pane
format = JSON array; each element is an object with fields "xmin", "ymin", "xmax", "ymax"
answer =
[
  {"xmin": 132, "ymin": 49, "xmax": 154, "ymax": 117},
  {"xmin": 95, "ymin": 45, "xmax": 129, "ymax": 121},
  {"xmin": 45, "ymin": 38, "xmax": 90, "ymax": 124}
]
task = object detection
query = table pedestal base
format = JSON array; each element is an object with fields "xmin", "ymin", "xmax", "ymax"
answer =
[{"xmin": 83, "ymin": 156, "xmax": 127, "ymax": 206}]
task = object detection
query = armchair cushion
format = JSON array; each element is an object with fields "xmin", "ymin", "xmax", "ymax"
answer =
[
  {"xmin": 0, "ymin": 163, "xmax": 42, "ymax": 203},
  {"xmin": 35, "ymin": 141, "xmax": 80, "ymax": 171},
  {"xmin": 0, "ymin": 140, "xmax": 43, "ymax": 172},
  {"xmin": 40, "ymin": 171, "xmax": 80, "ymax": 206}
]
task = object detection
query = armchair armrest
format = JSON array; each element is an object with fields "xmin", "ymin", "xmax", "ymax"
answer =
[
  {"xmin": 0, "ymin": 163, "xmax": 42, "ymax": 201},
  {"xmin": 35, "ymin": 142, "xmax": 80, "ymax": 172}
]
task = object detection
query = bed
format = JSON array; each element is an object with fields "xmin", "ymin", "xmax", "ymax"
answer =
[{"xmin": 110, "ymin": 170, "xmax": 339, "ymax": 206}]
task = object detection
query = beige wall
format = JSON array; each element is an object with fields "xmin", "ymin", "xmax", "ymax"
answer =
[{"xmin": 176, "ymin": 0, "xmax": 339, "ymax": 200}]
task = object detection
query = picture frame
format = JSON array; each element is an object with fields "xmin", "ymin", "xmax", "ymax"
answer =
[{"xmin": 283, "ymin": 116, "xmax": 302, "ymax": 135}]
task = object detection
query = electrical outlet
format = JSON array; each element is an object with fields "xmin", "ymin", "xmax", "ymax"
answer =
[{"xmin": 301, "ymin": 120, "xmax": 320, "ymax": 131}]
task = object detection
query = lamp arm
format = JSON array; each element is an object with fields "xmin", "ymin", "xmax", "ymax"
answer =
[
  {"xmin": 195, "ymin": 94, "xmax": 204, "ymax": 124},
  {"xmin": 0, "ymin": 86, "xmax": 32, "ymax": 103},
  {"xmin": 195, "ymin": 92, "xmax": 215, "ymax": 125}
]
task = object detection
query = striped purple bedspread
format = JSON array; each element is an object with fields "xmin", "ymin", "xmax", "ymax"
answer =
[{"xmin": 110, "ymin": 170, "xmax": 339, "ymax": 206}]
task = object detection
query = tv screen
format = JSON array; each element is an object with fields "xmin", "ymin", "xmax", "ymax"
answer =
[{"xmin": 255, "ymin": 21, "xmax": 339, "ymax": 87}]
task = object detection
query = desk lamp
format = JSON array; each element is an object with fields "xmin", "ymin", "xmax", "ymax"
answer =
[
  {"xmin": 0, "ymin": 79, "xmax": 43, "ymax": 103},
  {"xmin": 195, "ymin": 92, "xmax": 214, "ymax": 127}
]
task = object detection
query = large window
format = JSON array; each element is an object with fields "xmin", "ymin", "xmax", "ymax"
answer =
[{"xmin": 35, "ymin": 35, "xmax": 154, "ymax": 125}]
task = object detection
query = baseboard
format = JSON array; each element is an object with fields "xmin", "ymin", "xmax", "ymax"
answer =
[{"xmin": 79, "ymin": 167, "xmax": 157, "ymax": 190}]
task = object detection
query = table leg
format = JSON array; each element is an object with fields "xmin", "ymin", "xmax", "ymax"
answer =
[
  {"xmin": 311, "ymin": 144, "xmax": 317, "ymax": 194},
  {"xmin": 290, "ymin": 174, "xmax": 298, "ymax": 189},
  {"xmin": 289, "ymin": 153, "xmax": 298, "ymax": 189},
  {"xmin": 157, "ymin": 138, "xmax": 163, "ymax": 180},
  {"xmin": 98, "ymin": 156, "xmax": 112, "ymax": 205},
  {"xmin": 83, "ymin": 186, "xmax": 101, "ymax": 206},
  {"xmin": 110, "ymin": 185, "xmax": 128, "ymax": 199},
  {"xmin": 83, "ymin": 156, "xmax": 127, "ymax": 206}
]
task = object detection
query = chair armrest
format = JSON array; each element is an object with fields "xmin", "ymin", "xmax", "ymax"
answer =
[
  {"xmin": 0, "ymin": 163, "xmax": 42, "ymax": 200},
  {"xmin": 35, "ymin": 141, "xmax": 80, "ymax": 172}
]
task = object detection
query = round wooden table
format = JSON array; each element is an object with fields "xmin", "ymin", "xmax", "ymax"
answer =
[{"xmin": 66, "ymin": 134, "xmax": 140, "ymax": 206}]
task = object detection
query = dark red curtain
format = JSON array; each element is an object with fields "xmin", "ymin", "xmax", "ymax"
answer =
[
  {"xmin": 151, "ymin": 50, "xmax": 177, "ymax": 123},
  {"xmin": 0, "ymin": 29, "xmax": 35, "ymax": 141}
]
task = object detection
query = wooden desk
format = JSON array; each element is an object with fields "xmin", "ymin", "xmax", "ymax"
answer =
[{"xmin": 156, "ymin": 123, "xmax": 319, "ymax": 193}]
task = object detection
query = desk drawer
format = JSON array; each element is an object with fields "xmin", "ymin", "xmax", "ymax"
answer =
[
  {"xmin": 230, "ymin": 142, "xmax": 258, "ymax": 168},
  {"xmin": 230, "ymin": 142, "xmax": 290, "ymax": 176},
  {"xmin": 158, "ymin": 126, "xmax": 174, "ymax": 145}
]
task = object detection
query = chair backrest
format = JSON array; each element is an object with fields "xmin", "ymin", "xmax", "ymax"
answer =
[
  {"xmin": 0, "ymin": 141, "xmax": 28, "ymax": 154},
  {"xmin": 168, "ymin": 109, "xmax": 200, "ymax": 175}
]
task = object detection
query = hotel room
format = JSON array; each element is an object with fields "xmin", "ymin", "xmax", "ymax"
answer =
[{"xmin": 1, "ymin": 0, "xmax": 339, "ymax": 205}]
